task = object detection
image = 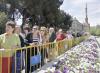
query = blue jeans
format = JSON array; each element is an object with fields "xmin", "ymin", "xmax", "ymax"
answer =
[{"xmin": 12, "ymin": 51, "xmax": 24, "ymax": 73}]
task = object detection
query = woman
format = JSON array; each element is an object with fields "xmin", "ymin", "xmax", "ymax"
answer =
[
  {"xmin": 22, "ymin": 25, "xmax": 30, "ymax": 39},
  {"xmin": 56, "ymin": 29, "xmax": 66, "ymax": 55},
  {"xmin": 15, "ymin": 25, "xmax": 25, "ymax": 47},
  {"xmin": 40, "ymin": 26, "xmax": 49, "ymax": 44},
  {"xmin": 49, "ymin": 27, "xmax": 56, "ymax": 42},
  {"xmin": 40, "ymin": 26, "xmax": 49, "ymax": 64},
  {"xmin": 56, "ymin": 29, "xmax": 66, "ymax": 41},
  {"xmin": 0, "ymin": 21, "xmax": 20, "ymax": 73},
  {"xmin": 26, "ymin": 25, "xmax": 40, "ymax": 73},
  {"xmin": 26, "ymin": 25, "xmax": 40, "ymax": 45},
  {"xmin": 15, "ymin": 25, "xmax": 26, "ymax": 72}
]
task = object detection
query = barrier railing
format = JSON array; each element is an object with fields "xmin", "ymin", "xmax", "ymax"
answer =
[{"xmin": 0, "ymin": 36, "xmax": 88, "ymax": 73}]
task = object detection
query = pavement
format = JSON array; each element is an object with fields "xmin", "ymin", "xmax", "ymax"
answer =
[
  {"xmin": 96, "ymin": 36, "xmax": 100, "ymax": 62},
  {"xmin": 96, "ymin": 37, "xmax": 100, "ymax": 46}
]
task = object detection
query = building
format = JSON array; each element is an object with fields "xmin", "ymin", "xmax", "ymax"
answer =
[
  {"xmin": 83, "ymin": 3, "xmax": 90, "ymax": 32},
  {"xmin": 69, "ymin": 3, "xmax": 90, "ymax": 34},
  {"xmin": 69, "ymin": 17, "xmax": 83, "ymax": 33}
]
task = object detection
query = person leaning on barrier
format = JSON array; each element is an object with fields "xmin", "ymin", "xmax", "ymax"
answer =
[
  {"xmin": 55, "ymin": 29, "xmax": 66, "ymax": 55},
  {"xmin": 22, "ymin": 24, "xmax": 30, "ymax": 38},
  {"xmin": 0, "ymin": 21, "xmax": 21, "ymax": 73},
  {"xmin": 15, "ymin": 25, "xmax": 25, "ymax": 47},
  {"xmin": 40, "ymin": 26, "xmax": 49, "ymax": 44},
  {"xmin": 56, "ymin": 29, "xmax": 66, "ymax": 41},
  {"xmin": 48, "ymin": 27, "xmax": 57, "ymax": 60},
  {"xmin": 39, "ymin": 26, "xmax": 49, "ymax": 64},
  {"xmin": 49, "ymin": 27, "xmax": 56, "ymax": 42},
  {"xmin": 20, "ymin": 24, "xmax": 31, "ymax": 47},
  {"xmin": 25, "ymin": 25, "xmax": 41, "ymax": 73},
  {"xmin": 66, "ymin": 31, "xmax": 73, "ymax": 39},
  {"xmin": 15, "ymin": 25, "xmax": 26, "ymax": 71},
  {"xmin": 26, "ymin": 25, "xmax": 40, "ymax": 45}
]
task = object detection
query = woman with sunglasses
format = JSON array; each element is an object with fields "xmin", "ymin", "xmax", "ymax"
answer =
[{"xmin": 25, "ymin": 25, "xmax": 40, "ymax": 73}]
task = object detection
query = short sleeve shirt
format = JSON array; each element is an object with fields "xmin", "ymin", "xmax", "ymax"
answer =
[{"xmin": 0, "ymin": 33, "xmax": 20, "ymax": 57}]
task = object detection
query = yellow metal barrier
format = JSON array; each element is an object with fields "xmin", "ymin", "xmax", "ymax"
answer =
[
  {"xmin": 0, "ymin": 51, "xmax": 2, "ymax": 73},
  {"xmin": 0, "ymin": 36, "xmax": 88, "ymax": 73}
]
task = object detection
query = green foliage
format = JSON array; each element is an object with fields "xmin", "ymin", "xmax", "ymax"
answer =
[
  {"xmin": 90, "ymin": 26, "xmax": 100, "ymax": 36},
  {"xmin": 5, "ymin": 0, "xmax": 72, "ymax": 30},
  {"xmin": 0, "ymin": 12, "xmax": 7, "ymax": 34}
]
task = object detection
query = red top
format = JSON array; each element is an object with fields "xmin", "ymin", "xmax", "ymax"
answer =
[{"xmin": 56, "ymin": 33, "xmax": 66, "ymax": 41}]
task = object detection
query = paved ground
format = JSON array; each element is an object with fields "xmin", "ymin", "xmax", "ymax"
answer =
[
  {"xmin": 96, "ymin": 37, "xmax": 100, "ymax": 45},
  {"xmin": 22, "ymin": 55, "xmax": 63, "ymax": 73},
  {"xmin": 96, "ymin": 37, "xmax": 100, "ymax": 61}
]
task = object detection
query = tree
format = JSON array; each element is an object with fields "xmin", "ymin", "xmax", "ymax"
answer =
[
  {"xmin": 4, "ymin": 0, "xmax": 72, "ymax": 31},
  {"xmin": 90, "ymin": 26, "xmax": 100, "ymax": 36},
  {"xmin": 58, "ymin": 10, "xmax": 72, "ymax": 31},
  {"xmin": 0, "ymin": 12, "xmax": 7, "ymax": 34}
]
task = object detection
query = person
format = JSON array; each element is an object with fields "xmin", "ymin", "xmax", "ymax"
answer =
[
  {"xmin": 15, "ymin": 25, "xmax": 25, "ymax": 71},
  {"xmin": 66, "ymin": 31, "xmax": 73, "ymax": 39},
  {"xmin": 0, "ymin": 21, "xmax": 20, "ymax": 73},
  {"xmin": 25, "ymin": 25, "xmax": 40, "ymax": 73},
  {"xmin": 56, "ymin": 29, "xmax": 66, "ymax": 41},
  {"xmin": 22, "ymin": 24, "xmax": 30, "ymax": 38},
  {"xmin": 49, "ymin": 27, "xmax": 56, "ymax": 42},
  {"xmin": 48, "ymin": 27, "xmax": 56, "ymax": 60},
  {"xmin": 21, "ymin": 25, "xmax": 31, "ymax": 46},
  {"xmin": 26, "ymin": 25, "xmax": 40, "ymax": 45},
  {"xmin": 56, "ymin": 29, "xmax": 66, "ymax": 55},
  {"xmin": 12, "ymin": 9, "xmax": 23, "ymax": 26},
  {"xmin": 15, "ymin": 25, "xmax": 25, "ymax": 47},
  {"xmin": 39, "ymin": 26, "xmax": 49, "ymax": 64},
  {"xmin": 40, "ymin": 26, "xmax": 49, "ymax": 44}
]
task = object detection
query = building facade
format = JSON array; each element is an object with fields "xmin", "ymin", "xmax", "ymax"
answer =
[
  {"xmin": 69, "ymin": 18, "xmax": 83, "ymax": 33},
  {"xmin": 70, "ymin": 4, "xmax": 90, "ymax": 34}
]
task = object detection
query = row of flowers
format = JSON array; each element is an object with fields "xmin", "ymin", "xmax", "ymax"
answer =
[{"xmin": 46, "ymin": 36, "xmax": 100, "ymax": 73}]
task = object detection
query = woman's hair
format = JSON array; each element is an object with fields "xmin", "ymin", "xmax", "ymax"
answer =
[
  {"xmin": 40, "ymin": 26, "xmax": 49, "ymax": 43},
  {"xmin": 15, "ymin": 25, "xmax": 21, "ymax": 33},
  {"xmin": 32, "ymin": 25, "xmax": 39, "ymax": 29},
  {"xmin": 6, "ymin": 21, "xmax": 16, "ymax": 28},
  {"xmin": 40, "ymin": 26, "xmax": 47, "ymax": 35},
  {"xmin": 23, "ymin": 26, "xmax": 30, "ymax": 32}
]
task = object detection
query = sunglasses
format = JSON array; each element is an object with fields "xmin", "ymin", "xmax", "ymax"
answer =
[
  {"xmin": 40, "ymin": 30, "xmax": 45, "ymax": 31},
  {"xmin": 33, "ymin": 28, "xmax": 38, "ymax": 29}
]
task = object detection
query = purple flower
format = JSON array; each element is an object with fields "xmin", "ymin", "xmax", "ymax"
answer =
[
  {"xmin": 63, "ymin": 66, "xmax": 68, "ymax": 73},
  {"xmin": 54, "ymin": 70, "xmax": 61, "ymax": 73}
]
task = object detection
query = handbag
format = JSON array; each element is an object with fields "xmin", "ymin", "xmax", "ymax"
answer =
[{"xmin": 30, "ymin": 49, "xmax": 41, "ymax": 65}]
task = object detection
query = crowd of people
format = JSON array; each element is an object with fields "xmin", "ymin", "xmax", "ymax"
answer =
[{"xmin": 0, "ymin": 20, "xmax": 83, "ymax": 73}]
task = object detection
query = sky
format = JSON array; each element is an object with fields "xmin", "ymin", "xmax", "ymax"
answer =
[{"xmin": 60, "ymin": 0, "xmax": 100, "ymax": 26}]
